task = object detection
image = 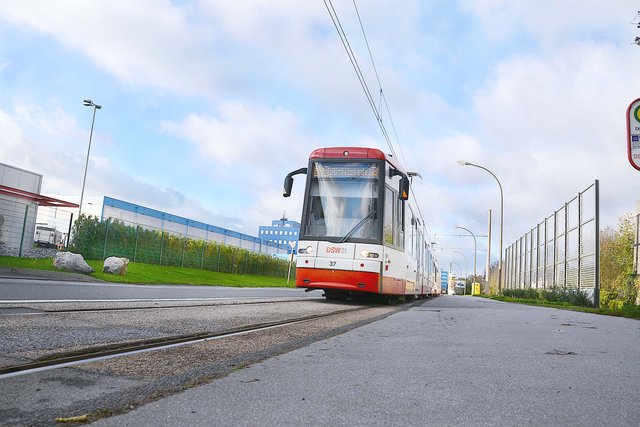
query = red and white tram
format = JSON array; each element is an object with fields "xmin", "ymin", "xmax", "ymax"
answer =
[{"xmin": 283, "ymin": 147, "xmax": 440, "ymax": 300}]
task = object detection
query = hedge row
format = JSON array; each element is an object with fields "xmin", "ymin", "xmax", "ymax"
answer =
[
  {"xmin": 502, "ymin": 288, "xmax": 593, "ymax": 307},
  {"xmin": 69, "ymin": 215, "xmax": 291, "ymax": 278}
]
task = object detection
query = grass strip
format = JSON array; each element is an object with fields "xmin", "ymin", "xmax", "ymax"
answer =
[
  {"xmin": 483, "ymin": 294, "xmax": 640, "ymax": 320},
  {"xmin": 0, "ymin": 256, "xmax": 293, "ymax": 288}
]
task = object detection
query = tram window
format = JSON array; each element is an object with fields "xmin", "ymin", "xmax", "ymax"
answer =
[
  {"xmin": 383, "ymin": 187, "xmax": 394, "ymax": 245},
  {"xmin": 303, "ymin": 162, "xmax": 380, "ymax": 241},
  {"xmin": 395, "ymin": 198, "xmax": 404, "ymax": 248}
]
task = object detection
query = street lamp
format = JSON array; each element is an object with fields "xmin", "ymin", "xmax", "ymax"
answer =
[
  {"xmin": 451, "ymin": 262, "xmax": 463, "ymax": 294},
  {"xmin": 457, "ymin": 160, "xmax": 504, "ymax": 293},
  {"xmin": 452, "ymin": 250, "xmax": 468, "ymax": 279},
  {"xmin": 457, "ymin": 225, "xmax": 477, "ymax": 293},
  {"xmin": 79, "ymin": 99, "xmax": 102, "ymax": 218}
]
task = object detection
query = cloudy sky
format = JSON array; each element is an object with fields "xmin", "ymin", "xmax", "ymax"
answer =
[{"xmin": 1, "ymin": 1, "xmax": 640, "ymax": 274}]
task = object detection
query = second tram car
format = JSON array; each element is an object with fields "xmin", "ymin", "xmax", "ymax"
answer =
[{"xmin": 283, "ymin": 147, "xmax": 440, "ymax": 300}]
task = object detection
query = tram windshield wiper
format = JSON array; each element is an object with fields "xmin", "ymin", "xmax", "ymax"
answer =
[{"xmin": 339, "ymin": 209, "xmax": 376, "ymax": 243}]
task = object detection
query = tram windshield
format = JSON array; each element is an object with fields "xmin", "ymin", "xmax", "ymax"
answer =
[{"xmin": 301, "ymin": 161, "xmax": 381, "ymax": 243}]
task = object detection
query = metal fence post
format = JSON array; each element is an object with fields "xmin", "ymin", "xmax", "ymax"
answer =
[
  {"xmin": 529, "ymin": 229, "xmax": 533, "ymax": 288},
  {"xmin": 534, "ymin": 225, "xmax": 538, "ymax": 288},
  {"xmin": 159, "ymin": 231, "xmax": 164, "ymax": 266},
  {"xmin": 553, "ymin": 210, "xmax": 557, "ymax": 289},
  {"xmin": 543, "ymin": 217, "xmax": 548, "ymax": 290},
  {"xmin": 505, "ymin": 246, "xmax": 509, "ymax": 289},
  {"xmin": 200, "ymin": 241, "xmax": 206, "ymax": 270},
  {"xmin": 18, "ymin": 204, "xmax": 29, "ymax": 257},
  {"xmin": 181, "ymin": 235, "xmax": 186, "ymax": 268},
  {"xmin": 594, "ymin": 179, "xmax": 600, "ymax": 307},
  {"xmin": 133, "ymin": 225, "xmax": 139, "ymax": 262},
  {"xmin": 577, "ymin": 190, "xmax": 582, "ymax": 290},
  {"xmin": 66, "ymin": 213, "xmax": 74, "ymax": 249},
  {"xmin": 564, "ymin": 203, "xmax": 568, "ymax": 289},
  {"xmin": 103, "ymin": 221, "xmax": 109, "ymax": 260}
]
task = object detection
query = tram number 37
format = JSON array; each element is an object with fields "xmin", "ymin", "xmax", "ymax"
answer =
[{"xmin": 329, "ymin": 261, "xmax": 337, "ymax": 267}]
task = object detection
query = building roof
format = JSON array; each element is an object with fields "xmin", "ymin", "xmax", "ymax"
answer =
[{"xmin": 0, "ymin": 185, "xmax": 79, "ymax": 208}]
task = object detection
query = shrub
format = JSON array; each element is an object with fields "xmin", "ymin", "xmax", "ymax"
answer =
[
  {"xmin": 502, "ymin": 287, "xmax": 593, "ymax": 307},
  {"xmin": 69, "ymin": 216, "xmax": 291, "ymax": 278}
]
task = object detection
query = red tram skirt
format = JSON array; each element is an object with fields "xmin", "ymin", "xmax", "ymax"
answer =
[{"xmin": 295, "ymin": 268, "xmax": 380, "ymax": 294}]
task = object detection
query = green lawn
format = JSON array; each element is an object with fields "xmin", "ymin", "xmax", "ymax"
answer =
[
  {"xmin": 484, "ymin": 295, "xmax": 640, "ymax": 320},
  {"xmin": 0, "ymin": 256, "xmax": 294, "ymax": 288}
]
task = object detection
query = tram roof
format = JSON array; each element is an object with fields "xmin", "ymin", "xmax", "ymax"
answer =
[{"xmin": 309, "ymin": 147, "xmax": 406, "ymax": 175}]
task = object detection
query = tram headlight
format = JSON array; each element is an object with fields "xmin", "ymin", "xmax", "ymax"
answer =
[
  {"xmin": 360, "ymin": 249, "xmax": 379, "ymax": 258},
  {"xmin": 299, "ymin": 246, "xmax": 314, "ymax": 255}
]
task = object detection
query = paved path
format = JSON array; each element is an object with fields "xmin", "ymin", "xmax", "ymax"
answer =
[{"xmin": 95, "ymin": 296, "xmax": 640, "ymax": 426}]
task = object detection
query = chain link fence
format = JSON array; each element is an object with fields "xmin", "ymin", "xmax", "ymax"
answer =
[
  {"xmin": 69, "ymin": 216, "xmax": 292, "ymax": 278},
  {"xmin": 0, "ymin": 198, "xmax": 74, "ymax": 258},
  {"xmin": 504, "ymin": 180, "xmax": 599, "ymax": 304},
  {"xmin": 1, "ymin": 198, "xmax": 292, "ymax": 278}
]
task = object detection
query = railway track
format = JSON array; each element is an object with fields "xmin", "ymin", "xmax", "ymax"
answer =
[
  {"xmin": 0, "ymin": 297, "xmax": 323, "ymax": 314},
  {"xmin": 0, "ymin": 305, "xmax": 370, "ymax": 379}
]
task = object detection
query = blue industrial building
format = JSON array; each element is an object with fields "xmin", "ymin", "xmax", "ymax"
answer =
[
  {"xmin": 258, "ymin": 217, "xmax": 300, "ymax": 253},
  {"xmin": 101, "ymin": 196, "xmax": 289, "ymax": 255}
]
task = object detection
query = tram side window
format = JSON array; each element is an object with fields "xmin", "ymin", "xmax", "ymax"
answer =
[
  {"xmin": 383, "ymin": 186, "xmax": 405, "ymax": 249},
  {"xmin": 395, "ymin": 197, "xmax": 404, "ymax": 249},
  {"xmin": 383, "ymin": 187, "xmax": 394, "ymax": 245}
]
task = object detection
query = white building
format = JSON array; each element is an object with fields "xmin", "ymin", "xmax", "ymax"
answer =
[{"xmin": 0, "ymin": 163, "xmax": 76, "ymax": 254}]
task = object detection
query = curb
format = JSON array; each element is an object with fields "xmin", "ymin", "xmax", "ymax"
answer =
[{"xmin": 0, "ymin": 267, "xmax": 102, "ymax": 282}]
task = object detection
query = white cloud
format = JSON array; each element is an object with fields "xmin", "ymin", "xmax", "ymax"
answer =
[
  {"xmin": 460, "ymin": 0, "xmax": 638, "ymax": 45},
  {"xmin": 159, "ymin": 102, "xmax": 320, "ymax": 230},
  {"xmin": 471, "ymin": 41, "xmax": 640, "ymax": 243},
  {"xmin": 0, "ymin": 0, "xmax": 216, "ymax": 96},
  {"xmin": 161, "ymin": 102, "xmax": 312, "ymax": 168}
]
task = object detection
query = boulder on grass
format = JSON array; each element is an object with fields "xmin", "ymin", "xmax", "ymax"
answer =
[
  {"xmin": 103, "ymin": 256, "xmax": 129, "ymax": 275},
  {"xmin": 53, "ymin": 252, "xmax": 95, "ymax": 274}
]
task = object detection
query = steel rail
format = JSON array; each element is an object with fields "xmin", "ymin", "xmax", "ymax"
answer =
[
  {"xmin": 0, "ymin": 297, "xmax": 322, "ymax": 315},
  {"xmin": 0, "ymin": 305, "xmax": 371, "ymax": 379}
]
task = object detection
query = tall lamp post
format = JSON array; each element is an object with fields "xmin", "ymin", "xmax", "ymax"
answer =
[
  {"xmin": 79, "ymin": 99, "xmax": 102, "ymax": 218},
  {"xmin": 457, "ymin": 160, "xmax": 504, "ymax": 293},
  {"xmin": 457, "ymin": 225, "xmax": 477, "ymax": 293}
]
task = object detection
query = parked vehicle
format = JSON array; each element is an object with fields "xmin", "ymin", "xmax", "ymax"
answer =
[{"xmin": 34, "ymin": 226, "xmax": 63, "ymax": 248}]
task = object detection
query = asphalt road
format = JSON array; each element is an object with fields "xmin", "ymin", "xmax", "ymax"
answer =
[{"xmin": 95, "ymin": 295, "xmax": 640, "ymax": 427}]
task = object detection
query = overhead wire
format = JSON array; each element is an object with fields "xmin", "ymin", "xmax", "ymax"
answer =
[
  {"xmin": 352, "ymin": 0, "xmax": 410, "ymax": 172},
  {"xmin": 325, "ymin": 0, "xmax": 436, "ymax": 247},
  {"xmin": 323, "ymin": 0, "xmax": 396, "ymax": 158},
  {"xmin": 350, "ymin": 1, "xmax": 433, "ymax": 238}
]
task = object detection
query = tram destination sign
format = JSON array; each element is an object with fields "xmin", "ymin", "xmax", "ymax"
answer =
[
  {"xmin": 626, "ymin": 98, "xmax": 640, "ymax": 171},
  {"xmin": 313, "ymin": 163, "xmax": 379, "ymax": 178}
]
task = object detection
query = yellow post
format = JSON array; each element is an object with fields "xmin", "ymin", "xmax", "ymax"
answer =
[{"xmin": 472, "ymin": 282, "xmax": 481, "ymax": 295}]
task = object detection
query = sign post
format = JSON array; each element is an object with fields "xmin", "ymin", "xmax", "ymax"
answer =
[
  {"xmin": 626, "ymin": 98, "xmax": 640, "ymax": 171},
  {"xmin": 286, "ymin": 241, "xmax": 297, "ymax": 284}
]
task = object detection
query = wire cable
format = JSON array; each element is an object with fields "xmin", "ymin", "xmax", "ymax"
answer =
[
  {"xmin": 323, "ymin": 0, "xmax": 396, "ymax": 158},
  {"xmin": 324, "ymin": 0, "xmax": 437, "ymax": 260},
  {"xmin": 353, "ymin": 0, "xmax": 409, "ymax": 171}
]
